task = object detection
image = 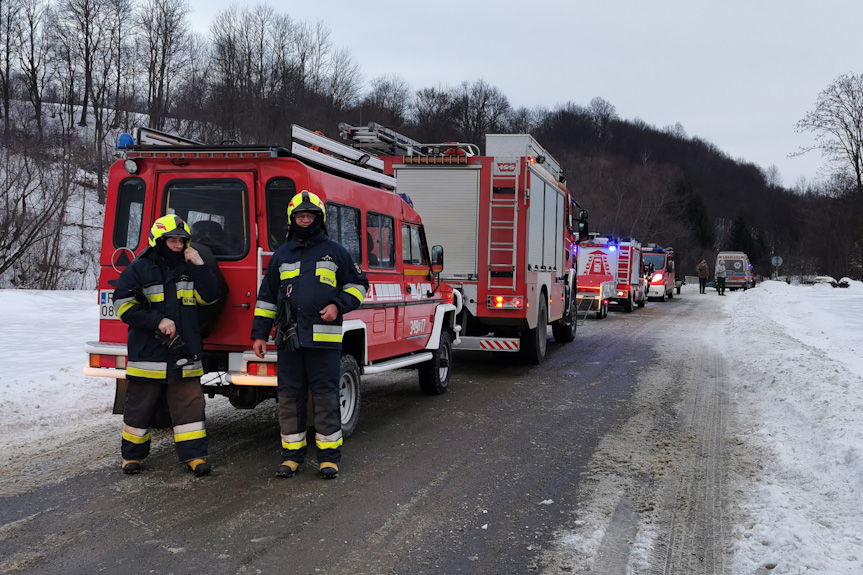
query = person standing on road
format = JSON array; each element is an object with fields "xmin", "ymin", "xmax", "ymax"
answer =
[
  {"xmin": 251, "ymin": 190, "xmax": 368, "ymax": 480},
  {"xmin": 715, "ymin": 259, "xmax": 727, "ymax": 295},
  {"xmin": 697, "ymin": 259, "xmax": 710, "ymax": 294},
  {"xmin": 113, "ymin": 215, "xmax": 221, "ymax": 476}
]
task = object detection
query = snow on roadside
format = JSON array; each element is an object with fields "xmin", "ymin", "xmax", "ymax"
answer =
[
  {"xmin": 725, "ymin": 281, "xmax": 863, "ymax": 574},
  {"xmin": 0, "ymin": 290, "xmax": 116, "ymax": 463}
]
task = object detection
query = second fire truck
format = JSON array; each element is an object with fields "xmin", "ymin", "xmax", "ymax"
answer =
[
  {"xmin": 340, "ymin": 123, "xmax": 589, "ymax": 364},
  {"xmin": 576, "ymin": 235, "xmax": 647, "ymax": 312}
]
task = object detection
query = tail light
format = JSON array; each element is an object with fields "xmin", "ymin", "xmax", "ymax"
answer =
[
  {"xmin": 89, "ymin": 354, "xmax": 127, "ymax": 369},
  {"xmin": 247, "ymin": 362, "xmax": 277, "ymax": 376},
  {"xmin": 442, "ymin": 290, "xmax": 454, "ymax": 304},
  {"xmin": 488, "ymin": 295, "xmax": 524, "ymax": 309}
]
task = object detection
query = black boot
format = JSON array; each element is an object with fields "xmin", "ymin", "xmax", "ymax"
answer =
[{"xmin": 319, "ymin": 462, "xmax": 338, "ymax": 479}]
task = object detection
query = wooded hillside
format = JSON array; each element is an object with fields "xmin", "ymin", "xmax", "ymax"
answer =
[{"xmin": 1, "ymin": 0, "xmax": 858, "ymax": 288}]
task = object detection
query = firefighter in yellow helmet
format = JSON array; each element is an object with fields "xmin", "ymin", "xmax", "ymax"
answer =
[
  {"xmin": 113, "ymin": 215, "xmax": 221, "ymax": 476},
  {"xmin": 252, "ymin": 190, "xmax": 368, "ymax": 479}
]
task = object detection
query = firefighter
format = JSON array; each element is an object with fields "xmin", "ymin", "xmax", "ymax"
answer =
[
  {"xmin": 251, "ymin": 190, "xmax": 368, "ymax": 479},
  {"xmin": 113, "ymin": 215, "xmax": 221, "ymax": 476}
]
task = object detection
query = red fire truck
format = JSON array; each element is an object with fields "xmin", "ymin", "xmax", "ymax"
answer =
[
  {"xmin": 643, "ymin": 244, "xmax": 678, "ymax": 301},
  {"xmin": 340, "ymin": 123, "xmax": 589, "ymax": 364},
  {"xmin": 576, "ymin": 235, "xmax": 646, "ymax": 312},
  {"xmin": 83, "ymin": 126, "xmax": 460, "ymax": 436},
  {"xmin": 575, "ymin": 242, "xmax": 617, "ymax": 319}
]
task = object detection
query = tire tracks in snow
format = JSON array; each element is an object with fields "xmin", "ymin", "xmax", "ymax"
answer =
[{"xmin": 539, "ymin": 292, "xmax": 737, "ymax": 574}]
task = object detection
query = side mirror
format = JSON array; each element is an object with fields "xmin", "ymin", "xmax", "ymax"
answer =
[
  {"xmin": 431, "ymin": 245, "xmax": 444, "ymax": 273},
  {"xmin": 577, "ymin": 220, "xmax": 589, "ymax": 241}
]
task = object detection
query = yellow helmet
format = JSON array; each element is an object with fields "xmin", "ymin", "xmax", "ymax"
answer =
[
  {"xmin": 287, "ymin": 190, "xmax": 326, "ymax": 223},
  {"xmin": 149, "ymin": 215, "xmax": 191, "ymax": 247}
]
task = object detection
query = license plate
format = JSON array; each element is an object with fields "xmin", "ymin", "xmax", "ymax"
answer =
[{"xmin": 99, "ymin": 289, "xmax": 120, "ymax": 320}]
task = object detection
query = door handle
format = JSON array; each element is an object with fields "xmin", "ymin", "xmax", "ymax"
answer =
[{"xmin": 234, "ymin": 303, "xmax": 250, "ymax": 309}]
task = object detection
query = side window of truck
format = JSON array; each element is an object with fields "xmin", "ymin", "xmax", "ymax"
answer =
[
  {"xmin": 326, "ymin": 202, "xmax": 361, "ymax": 263},
  {"xmin": 164, "ymin": 179, "xmax": 249, "ymax": 260},
  {"xmin": 114, "ymin": 178, "xmax": 145, "ymax": 250},
  {"xmin": 401, "ymin": 224, "xmax": 427, "ymax": 265},
  {"xmin": 266, "ymin": 178, "xmax": 295, "ymax": 250},
  {"xmin": 367, "ymin": 212, "xmax": 395, "ymax": 269}
]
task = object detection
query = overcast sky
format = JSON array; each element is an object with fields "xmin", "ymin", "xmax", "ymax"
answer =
[{"xmin": 184, "ymin": 0, "xmax": 862, "ymax": 190}]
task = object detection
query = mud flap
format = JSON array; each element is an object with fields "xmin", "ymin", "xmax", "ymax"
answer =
[{"xmin": 112, "ymin": 378, "xmax": 127, "ymax": 414}]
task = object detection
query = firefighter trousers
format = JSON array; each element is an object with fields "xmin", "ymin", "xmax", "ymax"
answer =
[
  {"xmin": 277, "ymin": 347, "xmax": 342, "ymax": 465},
  {"xmin": 121, "ymin": 376, "xmax": 208, "ymax": 463}
]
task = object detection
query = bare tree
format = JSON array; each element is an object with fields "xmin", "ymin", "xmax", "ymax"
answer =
[
  {"xmin": 58, "ymin": 0, "xmax": 106, "ymax": 127},
  {"xmin": 48, "ymin": 10, "xmax": 79, "ymax": 136},
  {"xmin": 588, "ymin": 96, "xmax": 617, "ymax": 147},
  {"xmin": 306, "ymin": 20, "xmax": 331, "ymax": 96},
  {"xmin": 451, "ymin": 79, "xmax": 511, "ymax": 148},
  {"xmin": 139, "ymin": 0, "xmax": 190, "ymax": 130},
  {"xmin": 324, "ymin": 47, "xmax": 362, "ymax": 114},
  {"xmin": 0, "ymin": 146, "xmax": 74, "ymax": 287},
  {"xmin": 508, "ymin": 105, "xmax": 543, "ymax": 134},
  {"xmin": 794, "ymin": 73, "xmax": 863, "ymax": 205},
  {"xmin": 88, "ymin": 0, "xmax": 123, "ymax": 202},
  {"xmin": 763, "ymin": 164, "xmax": 782, "ymax": 188},
  {"xmin": 363, "ymin": 74, "xmax": 411, "ymax": 127},
  {"xmin": 412, "ymin": 85, "xmax": 453, "ymax": 143},
  {"xmin": 0, "ymin": 0, "xmax": 23, "ymax": 136},
  {"xmin": 106, "ymin": 0, "xmax": 133, "ymax": 128},
  {"xmin": 16, "ymin": 0, "xmax": 51, "ymax": 136}
]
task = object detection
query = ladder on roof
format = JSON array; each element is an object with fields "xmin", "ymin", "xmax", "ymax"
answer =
[
  {"xmin": 290, "ymin": 125, "xmax": 396, "ymax": 189},
  {"xmin": 130, "ymin": 125, "xmax": 397, "ymax": 189},
  {"xmin": 487, "ymin": 164, "xmax": 520, "ymax": 291},
  {"xmin": 339, "ymin": 122, "xmax": 425, "ymax": 156},
  {"xmin": 339, "ymin": 121, "xmax": 481, "ymax": 157}
]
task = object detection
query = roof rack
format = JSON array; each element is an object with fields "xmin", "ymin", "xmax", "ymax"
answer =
[
  {"xmin": 339, "ymin": 121, "xmax": 481, "ymax": 158},
  {"xmin": 339, "ymin": 122, "xmax": 425, "ymax": 156},
  {"xmin": 120, "ymin": 125, "xmax": 396, "ymax": 190},
  {"xmin": 289, "ymin": 125, "xmax": 395, "ymax": 189}
]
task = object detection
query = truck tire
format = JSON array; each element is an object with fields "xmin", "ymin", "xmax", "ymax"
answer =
[
  {"xmin": 552, "ymin": 295, "xmax": 577, "ymax": 342},
  {"xmin": 418, "ymin": 330, "xmax": 452, "ymax": 396},
  {"xmin": 668, "ymin": 288, "xmax": 674, "ymax": 299},
  {"xmin": 521, "ymin": 298, "xmax": 548, "ymax": 364},
  {"xmin": 338, "ymin": 353, "xmax": 362, "ymax": 438},
  {"xmin": 623, "ymin": 294, "xmax": 634, "ymax": 312}
]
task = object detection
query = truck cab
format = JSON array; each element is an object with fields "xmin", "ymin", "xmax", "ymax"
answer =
[
  {"xmin": 84, "ymin": 126, "xmax": 460, "ymax": 436},
  {"xmin": 643, "ymin": 244, "xmax": 676, "ymax": 301}
]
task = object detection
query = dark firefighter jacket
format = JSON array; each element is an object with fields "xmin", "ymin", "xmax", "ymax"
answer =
[
  {"xmin": 251, "ymin": 230, "xmax": 368, "ymax": 349},
  {"xmin": 114, "ymin": 247, "xmax": 220, "ymax": 381}
]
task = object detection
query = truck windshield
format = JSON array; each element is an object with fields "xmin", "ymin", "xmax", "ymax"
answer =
[{"xmin": 643, "ymin": 254, "xmax": 667, "ymax": 270}]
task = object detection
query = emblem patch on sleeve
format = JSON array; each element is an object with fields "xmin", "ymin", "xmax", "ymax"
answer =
[{"xmin": 354, "ymin": 262, "xmax": 363, "ymax": 275}]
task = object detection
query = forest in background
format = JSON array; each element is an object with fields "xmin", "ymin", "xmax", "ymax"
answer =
[{"xmin": 1, "ymin": 0, "xmax": 860, "ymax": 289}]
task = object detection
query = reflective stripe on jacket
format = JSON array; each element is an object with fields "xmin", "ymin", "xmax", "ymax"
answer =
[
  {"xmin": 114, "ymin": 248, "xmax": 220, "ymax": 381},
  {"xmin": 251, "ymin": 230, "xmax": 368, "ymax": 349}
]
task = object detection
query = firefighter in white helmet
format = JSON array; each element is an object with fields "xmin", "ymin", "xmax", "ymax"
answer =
[
  {"xmin": 113, "ymin": 215, "xmax": 221, "ymax": 476},
  {"xmin": 252, "ymin": 190, "xmax": 368, "ymax": 479}
]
